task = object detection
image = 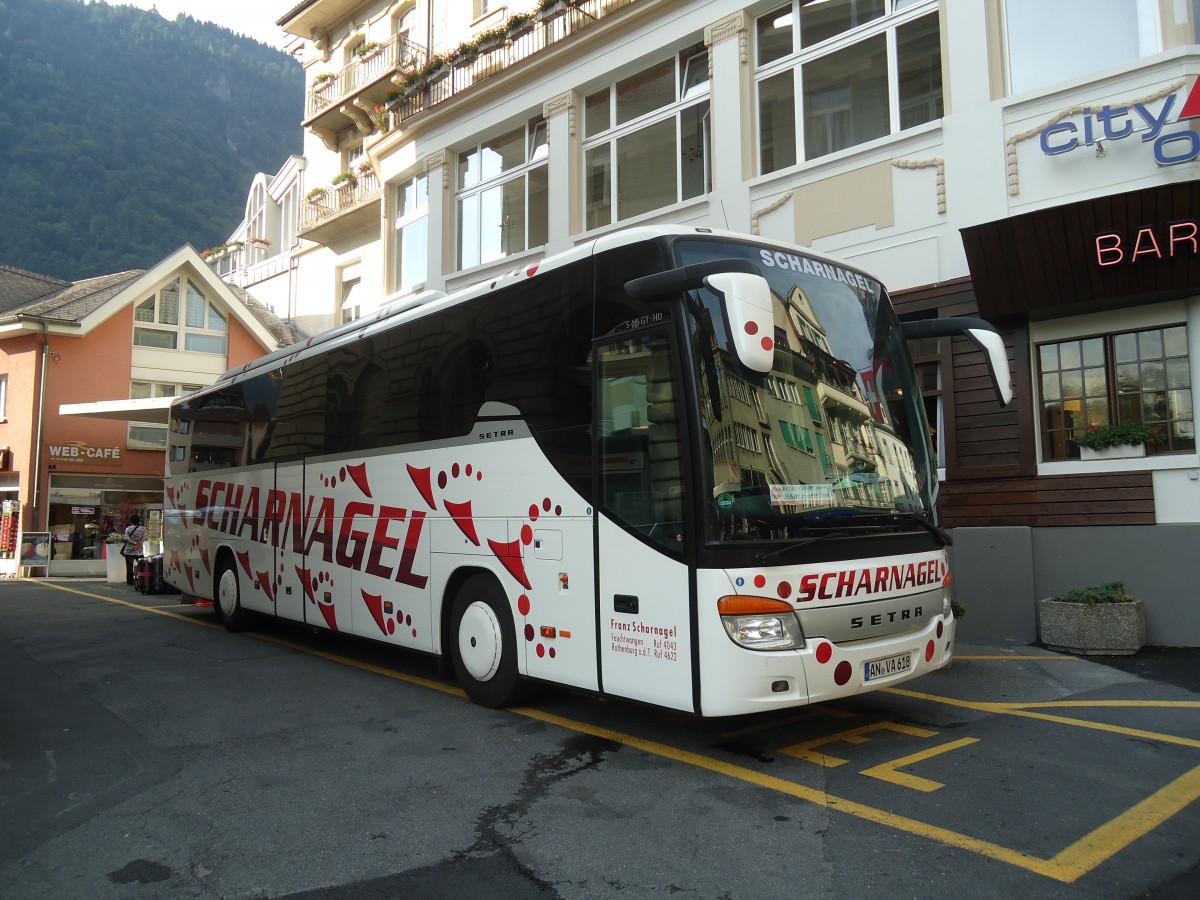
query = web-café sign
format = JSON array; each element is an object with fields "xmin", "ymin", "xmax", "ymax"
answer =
[
  {"xmin": 47, "ymin": 441, "xmax": 122, "ymax": 465},
  {"xmin": 1040, "ymin": 77, "xmax": 1200, "ymax": 165}
]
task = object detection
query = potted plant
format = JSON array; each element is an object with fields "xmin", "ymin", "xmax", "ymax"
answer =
[
  {"xmin": 305, "ymin": 187, "xmax": 328, "ymax": 203},
  {"xmin": 1038, "ymin": 581, "xmax": 1146, "ymax": 655},
  {"xmin": 505, "ymin": 12, "xmax": 535, "ymax": 41},
  {"xmin": 449, "ymin": 40, "xmax": 479, "ymax": 68},
  {"xmin": 331, "ymin": 170, "xmax": 358, "ymax": 190},
  {"xmin": 475, "ymin": 26, "xmax": 509, "ymax": 54},
  {"xmin": 536, "ymin": 0, "xmax": 570, "ymax": 24},
  {"xmin": 354, "ymin": 41, "xmax": 383, "ymax": 59},
  {"xmin": 1075, "ymin": 421, "xmax": 1165, "ymax": 460}
]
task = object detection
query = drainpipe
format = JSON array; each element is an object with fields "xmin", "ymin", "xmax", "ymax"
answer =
[{"xmin": 30, "ymin": 320, "xmax": 50, "ymax": 529}]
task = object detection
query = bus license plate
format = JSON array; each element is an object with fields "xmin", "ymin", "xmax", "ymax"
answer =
[{"xmin": 864, "ymin": 652, "xmax": 912, "ymax": 682}]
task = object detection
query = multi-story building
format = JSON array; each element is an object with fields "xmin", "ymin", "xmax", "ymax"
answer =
[
  {"xmin": 0, "ymin": 248, "xmax": 299, "ymax": 576},
  {"xmin": 216, "ymin": 0, "xmax": 1200, "ymax": 646}
]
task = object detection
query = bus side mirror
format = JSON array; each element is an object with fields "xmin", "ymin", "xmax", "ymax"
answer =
[
  {"xmin": 900, "ymin": 317, "xmax": 1013, "ymax": 406},
  {"xmin": 702, "ymin": 272, "xmax": 775, "ymax": 374}
]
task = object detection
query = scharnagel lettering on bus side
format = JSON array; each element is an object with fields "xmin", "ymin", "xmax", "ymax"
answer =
[{"xmin": 194, "ymin": 478, "xmax": 428, "ymax": 586}]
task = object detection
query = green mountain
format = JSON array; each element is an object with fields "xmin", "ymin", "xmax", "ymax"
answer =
[{"xmin": 0, "ymin": 0, "xmax": 303, "ymax": 280}]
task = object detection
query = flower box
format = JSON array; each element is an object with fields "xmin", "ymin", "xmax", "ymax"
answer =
[
  {"xmin": 1038, "ymin": 598, "xmax": 1145, "ymax": 655},
  {"xmin": 1080, "ymin": 443, "xmax": 1145, "ymax": 461},
  {"xmin": 1038, "ymin": 582, "xmax": 1145, "ymax": 656}
]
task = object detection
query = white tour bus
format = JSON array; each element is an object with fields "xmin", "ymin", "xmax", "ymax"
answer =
[{"xmin": 164, "ymin": 226, "xmax": 1011, "ymax": 716}]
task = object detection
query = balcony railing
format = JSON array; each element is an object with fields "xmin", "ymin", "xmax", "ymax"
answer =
[
  {"xmin": 306, "ymin": 33, "xmax": 426, "ymax": 121},
  {"xmin": 390, "ymin": 0, "xmax": 638, "ymax": 123},
  {"xmin": 301, "ymin": 170, "xmax": 382, "ymax": 231}
]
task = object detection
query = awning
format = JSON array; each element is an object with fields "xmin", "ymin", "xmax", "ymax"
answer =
[
  {"xmin": 58, "ymin": 396, "xmax": 175, "ymax": 424},
  {"xmin": 960, "ymin": 181, "xmax": 1200, "ymax": 322}
]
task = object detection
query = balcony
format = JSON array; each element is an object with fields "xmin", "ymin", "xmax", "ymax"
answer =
[
  {"xmin": 390, "ymin": 0, "xmax": 638, "ymax": 124},
  {"xmin": 299, "ymin": 169, "xmax": 382, "ymax": 242},
  {"xmin": 304, "ymin": 33, "xmax": 426, "ymax": 149}
]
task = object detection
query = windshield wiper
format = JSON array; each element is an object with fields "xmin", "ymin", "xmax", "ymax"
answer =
[
  {"xmin": 752, "ymin": 511, "xmax": 950, "ymax": 565},
  {"xmin": 755, "ymin": 533, "xmax": 847, "ymax": 565}
]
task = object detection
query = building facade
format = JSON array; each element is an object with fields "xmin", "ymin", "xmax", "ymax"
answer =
[
  {"xmin": 0, "ymin": 247, "xmax": 300, "ymax": 576},
  {"xmin": 214, "ymin": 0, "xmax": 1199, "ymax": 644}
]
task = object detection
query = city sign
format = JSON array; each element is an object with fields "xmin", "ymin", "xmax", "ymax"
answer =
[{"xmin": 1039, "ymin": 76, "xmax": 1200, "ymax": 165}]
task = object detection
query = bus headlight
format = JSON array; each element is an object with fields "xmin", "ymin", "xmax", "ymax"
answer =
[{"xmin": 717, "ymin": 596, "xmax": 805, "ymax": 651}]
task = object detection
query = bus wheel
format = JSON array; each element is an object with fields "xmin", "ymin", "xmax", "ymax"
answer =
[
  {"xmin": 449, "ymin": 575, "xmax": 524, "ymax": 708},
  {"xmin": 215, "ymin": 557, "xmax": 249, "ymax": 632}
]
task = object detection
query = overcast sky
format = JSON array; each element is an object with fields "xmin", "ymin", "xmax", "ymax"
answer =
[{"xmin": 97, "ymin": 1, "xmax": 289, "ymax": 49}]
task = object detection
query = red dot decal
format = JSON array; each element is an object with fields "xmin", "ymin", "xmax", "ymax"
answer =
[
  {"xmin": 529, "ymin": 504, "xmax": 540, "ymax": 520},
  {"xmin": 437, "ymin": 471, "xmax": 447, "ymax": 489},
  {"xmin": 761, "ymin": 336, "xmax": 774, "ymax": 351},
  {"xmin": 524, "ymin": 624, "xmax": 534, "ymax": 641},
  {"xmin": 339, "ymin": 467, "xmax": 346, "ymax": 481},
  {"xmin": 452, "ymin": 463, "xmax": 460, "ymax": 478},
  {"xmin": 536, "ymin": 643, "xmax": 545, "ymax": 658},
  {"xmin": 543, "ymin": 498, "xmax": 552, "ymax": 511},
  {"xmin": 776, "ymin": 581, "xmax": 791, "ymax": 599},
  {"xmin": 815, "ymin": 642, "xmax": 832, "ymax": 664},
  {"xmin": 745, "ymin": 321, "xmax": 759, "ymax": 335},
  {"xmin": 936, "ymin": 620, "xmax": 944, "ymax": 638},
  {"xmin": 386, "ymin": 620, "xmax": 395, "ymax": 635},
  {"xmin": 521, "ymin": 525, "xmax": 533, "ymax": 545},
  {"xmin": 518, "ymin": 594, "xmax": 531, "ymax": 616},
  {"xmin": 465, "ymin": 465, "xmax": 473, "ymax": 476},
  {"xmin": 753, "ymin": 574, "xmax": 766, "ymax": 589},
  {"xmin": 549, "ymin": 647, "xmax": 556, "ymax": 659},
  {"xmin": 925, "ymin": 640, "xmax": 935, "ymax": 662},
  {"xmin": 554, "ymin": 505, "xmax": 562, "ymax": 516},
  {"xmin": 834, "ymin": 661, "xmax": 853, "ymax": 685}
]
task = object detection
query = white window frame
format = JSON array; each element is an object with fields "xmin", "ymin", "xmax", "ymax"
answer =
[
  {"xmin": 394, "ymin": 172, "xmax": 429, "ymax": 295},
  {"xmin": 128, "ymin": 381, "xmax": 201, "ymax": 450},
  {"xmin": 582, "ymin": 49, "xmax": 712, "ymax": 229},
  {"xmin": 1031, "ymin": 301, "xmax": 1197, "ymax": 476},
  {"xmin": 455, "ymin": 115, "xmax": 549, "ymax": 271},
  {"xmin": 754, "ymin": 0, "xmax": 941, "ymax": 174},
  {"xmin": 133, "ymin": 278, "xmax": 228, "ymax": 355}
]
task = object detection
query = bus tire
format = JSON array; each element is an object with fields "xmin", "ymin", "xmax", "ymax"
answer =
[
  {"xmin": 449, "ymin": 574, "xmax": 525, "ymax": 708},
  {"xmin": 214, "ymin": 556, "xmax": 249, "ymax": 632}
]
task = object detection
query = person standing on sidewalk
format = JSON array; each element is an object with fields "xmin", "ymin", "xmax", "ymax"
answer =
[{"xmin": 121, "ymin": 515, "xmax": 146, "ymax": 586}]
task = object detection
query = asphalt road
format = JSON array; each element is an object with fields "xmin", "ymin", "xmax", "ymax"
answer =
[{"xmin": 1, "ymin": 577, "xmax": 1198, "ymax": 899}]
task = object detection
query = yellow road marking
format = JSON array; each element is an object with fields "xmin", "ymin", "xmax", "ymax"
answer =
[
  {"xmin": 860, "ymin": 737, "xmax": 980, "ymax": 792},
  {"xmin": 884, "ymin": 686, "xmax": 1200, "ymax": 750},
  {"xmin": 26, "ymin": 579, "xmax": 1200, "ymax": 883},
  {"xmin": 780, "ymin": 721, "xmax": 937, "ymax": 767}
]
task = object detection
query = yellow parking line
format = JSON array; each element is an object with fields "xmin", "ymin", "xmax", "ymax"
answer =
[
  {"xmin": 884, "ymin": 686, "xmax": 1200, "ymax": 750},
  {"xmin": 860, "ymin": 737, "xmax": 980, "ymax": 792},
  {"xmin": 29, "ymin": 579, "xmax": 1200, "ymax": 883}
]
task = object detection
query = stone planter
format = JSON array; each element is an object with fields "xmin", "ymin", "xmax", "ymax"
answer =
[
  {"xmin": 1038, "ymin": 598, "xmax": 1146, "ymax": 655},
  {"xmin": 1080, "ymin": 443, "xmax": 1145, "ymax": 461}
]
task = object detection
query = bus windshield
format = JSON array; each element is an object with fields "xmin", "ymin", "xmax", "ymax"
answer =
[{"xmin": 672, "ymin": 238, "xmax": 934, "ymax": 544}]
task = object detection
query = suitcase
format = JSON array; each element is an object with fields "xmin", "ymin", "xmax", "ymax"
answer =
[
  {"xmin": 136, "ymin": 555, "xmax": 178, "ymax": 595},
  {"xmin": 135, "ymin": 557, "xmax": 153, "ymax": 594}
]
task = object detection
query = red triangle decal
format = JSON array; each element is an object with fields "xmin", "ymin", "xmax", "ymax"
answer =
[
  {"xmin": 487, "ymin": 538, "xmax": 531, "ymax": 590},
  {"xmin": 361, "ymin": 590, "xmax": 388, "ymax": 633},
  {"xmin": 445, "ymin": 499, "xmax": 480, "ymax": 546},
  {"xmin": 407, "ymin": 464, "xmax": 437, "ymax": 509},
  {"xmin": 1177, "ymin": 76, "xmax": 1200, "ymax": 120}
]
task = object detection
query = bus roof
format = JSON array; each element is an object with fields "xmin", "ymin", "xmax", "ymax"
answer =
[{"xmin": 199, "ymin": 225, "xmax": 874, "ymax": 396}]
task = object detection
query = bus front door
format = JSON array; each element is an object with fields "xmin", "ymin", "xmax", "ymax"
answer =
[{"xmin": 594, "ymin": 334, "xmax": 696, "ymax": 713}]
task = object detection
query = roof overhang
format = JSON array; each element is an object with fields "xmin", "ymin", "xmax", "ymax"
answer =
[
  {"xmin": 59, "ymin": 396, "xmax": 174, "ymax": 424},
  {"xmin": 960, "ymin": 181, "xmax": 1200, "ymax": 322}
]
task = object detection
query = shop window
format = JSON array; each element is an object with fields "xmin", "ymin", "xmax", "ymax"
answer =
[
  {"xmin": 583, "ymin": 48, "xmax": 711, "ymax": 229},
  {"xmin": 755, "ymin": 1, "xmax": 942, "ymax": 173},
  {"xmin": 456, "ymin": 115, "xmax": 549, "ymax": 270},
  {"xmin": 1037, "ymin": 325, "xmax": 1195, "ymax": 461}
]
